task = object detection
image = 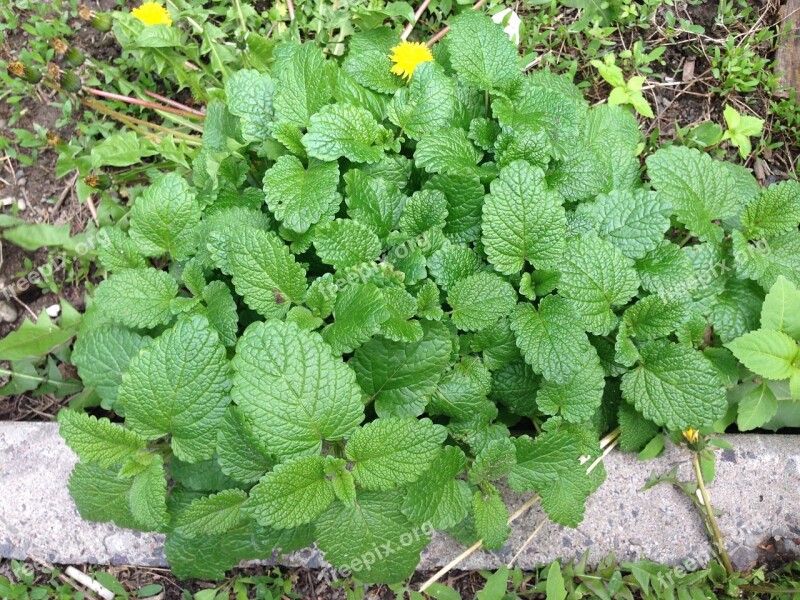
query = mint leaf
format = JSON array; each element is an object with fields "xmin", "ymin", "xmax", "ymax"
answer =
[
  {"xmin": 708, "ymin": 278, "xmax": 763, "ymax": 343},
  {"xmin": 509, "ymin": 431, "xmax": 592, "ymax": 527},
  {"xmin": 226, "ymin": 228, "xmax": 307, "ymax": 319},
  {"xmin": 174, "ymin": 489, "xmax": 248, "ymax": 537},
  {"xmin": 303, "ymin": 103, "xmax": 393, "ymax": 164},
  {"xmin": 510, "ymin": 295, "xmax": 596, "ymax": 384},
  {"xmin": 585, "ymin": 104, "xmax": 640, "ymax": 191},
  {"xmin": 68, "ymin": 463, "xmax": 141, "ymax": 529},
  {"xmin": 95, "ymin": 227, "xmax": 146, "ymax": 271},
  {"xmin": 316, "ymin": 490, "xmax": 429, "ymax": 584},
  {"xmin": 58, "ymin": 410, "xmax": 146, "ymax": 468},
  {"xmin": 129, "ymin": 173, "xmax": 200, "ymax": 259},
  {"xmin": 94, "ymin": 268, "xmax": 178, "ymax": 329},
  {"xmin": 557, "ymin": 233, "xmax": 639, "ymax": 335},
  {"xmin": 352, "ymin": 320, "xmax": 451, "ymax": 417},
  {"xmin": 537, "ymin": 353, "xmax": 605, "ymax": 423},
  {"xmin": 344, "ymin": 169, "xmax": 404, "ymax": 240},
  {"xmin": 445, "ymin": 12, "xmax": 520, "ymax": 93},
  {"xmin": 430, "ymin": 357, "xmax": 494, "ymax": 421},
  {"xmin": 448, "ymin": 272, "xmax": 516, "ymax": 332},
  {"xmin": 119, "ymin": 315, "xmax": 230, "ymax": 462},
  {"xmin": 742, "ymin": 180, "xmax": 800, "ymax": 238},
  {"xmin": 313, "ymin": 219, "xmax": 383, "ymax": 269},
  {"xmin": 71, "ymin": 325, "xmax": 151, "ymax": 407},
  {"xmin": 471, "ymin": 319, "xmax": 520, "ymax": 372},
  {"xmin": 387, "ymin": 62, "xmax": 455, "ymax": 140},
  {"xmin": 621, "ymin": 295, "xmax": 690, "ymax": 341},
  {"xmin": 424, "ymin": 171, "xmax": 484, "ymax": 243},
  {"xmin": 621, "ymin": 340, "xmax": 727, "ymax": 430},
  {"xmin": 579, "ymin": 189, "xmax": 671, "ymax": 259},
  {"xmin": 129, "ymin": 455, "xmax": 168, "ymax": 530},
  {"xmin": 737, "ymin": 381, "xmax": 779, "ymax": 431},
  {"xmin": 761, "ymin": 276, "xmax": 800, "ymax": 339},
  {"xmin": 472, "ymin": 488, "xmax": 510, "ymax": 550},
  {"xmin": 399, "ymin": 190, "xmax": 448, "ymax": 236},
  {"xmin": 469, "ymin": 437, "xmax": 516, "ymax": 484},
  {"xmin": 733, "ymin": 230, "xmax": 800, "ymax": 290},
  {"xmin": 247, "ymin": 455, "xmax": 335, "ymax": 528},
  {"xmin": 428, "ymin": 244, "xmax": 483, "ymax": 291},
  {"xmin": 201, "ymin": 281, "xmax": 239, "ymax": 347},
  {"xmin": 322, "ymin": 283, "xmax": 390, "ymax": 355},
  {"xmin": 402, "ymin": 446, "xmax": 470, "ymax": 529},
  {"xmin": 225, "ymin": 69, "xmax": 274, "ymax": 142},
  {"xmin": 415, "ymin": 128, "xmax": 483, "ymax": 174},
  {"xmin": 726, "ymin": 329, "xmax": 799, "ymax": 380},
  {"xmin": 263, "ymin": 156, "xmax": 340, "ymax": 233},
  {"xmin": 342, "ymin": 28, "xmax": 403, "ymax": 94},
  {"xmin": 273, "ymin": 43, "xmax": 335, "ymax": 127},
  {"xmin": 646, "ymin": 146, "xmax": 739, "ymax": 243},
  {"xmin": 617, "ymin": 402, "xmax": 659, "ymax": 452},
  {"xmin": 216, "ymin": 407, "xmax": 273, "ymax": 483},
  {"xmin": 635, "ymin": 242, "xmax": 695, "ymax": 299},
  {"xmin": 233, "ymin": 320, "xmax": 365, "ymax": 458},
  {"xmin": 483, "ymin": 160, "xmax": 566, "ymax": 274},
  {"xmin": 347, "ymin": 417, "xmax": 446, "ymax": 490},
  {"xmin": 379, "ymin": 286, "xmax": 423, "ymax": 343}
]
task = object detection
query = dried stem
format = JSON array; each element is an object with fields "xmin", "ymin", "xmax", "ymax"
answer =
[
  {"xmin": 692, "ymin": 452, "xmax": 734, "ymax": 575},
  {"xmin": 427, "ymin": 0, "xmax": 486, "ymax": 47},
  {"xmin": 143, "ymin": 90, "xmax": 205, "ymax": 117},
  {"xmin": 84, "ymin": 87, "xmax": 204, "ymax": 119},
  {"xmin": 401, "ymin": 0, "xmax": 434, "ymax": 41}
]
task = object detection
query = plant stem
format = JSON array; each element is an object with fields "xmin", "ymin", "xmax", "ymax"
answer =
[
  {"xmin": 692, "ymin": 451, "xmax": 734, "ymax": 575},
  {"xmin": 401, "ymin": 0, "xmax": 433, "ymax": 41},
  {"xmin": 83, "ymin": 99, "xmax": 200, "ymax": 142},
  {"xmin": 83, "ymin": 87, "xmax": 204, "ymax": 119},
  {"xmin": 143, "ymin": 90, "xmax": 205, "ymax": 117},
  {"xmin": 427, "ymin": 0, "xmax": 487, "ymax": 47}
]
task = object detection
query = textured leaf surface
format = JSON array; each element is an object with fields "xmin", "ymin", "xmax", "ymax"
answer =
[
  {"xmin": 472, "ymin": 489, "xmax": 509, "ymax": 550},
  {"xmin": 225, "ymin": 69, "xmax": 274, "ymax": 142},
  {"xmin": 59, "ymin": 410, "xmax": 146, "ymax": 468},
  {"xmin": 247, "ymin": 456, "xmax": 334, "ymax": 528},
  {"xmin": 322, "ymin": 283, "xmax": 390, "ymax": 355},
  {"xmin": 94, "ymin": 268, "xmax": 178, "ymax": 329},
  {"xmin": 233, "ymin": 320, "xmax": 365, "ymax": 458},
  {"xmin": 119, "ymin": 315, "xmax": 230, "ymax": 462},
  {"xmin": 621, "ymin": 340, "xmax": 726, "ymax": 430},
  {"xmin": 314, "ymin": 219, "xmax": 383, "ymax": 269},
  {"xmin": 303, "ymin": 103, "xmax": 392, "ymax": 163},
  {"xmin": 387, "ymin": 62, "xmax": 455, "ymax": 140},
  {"xmin": 415, "ymin": 128, "xmax": 483, "ymax": 174},
  {"xmin": 726, "ymin": 329, "xmax": 798, "ymax": 380},
  {"xmin": 174, "ymin": 489, "xmax": 248, "ymax": 537},
  {"xmin": 761, "ymin": 276, "xmax": 800, "ymax": 339},
  {"xmin": 344, "ymin": 169, "xmax": 404, "ymax": 240},
  {"xmin": 216, "ymin": 407, "xmax": 273, "ymax": 483},
  {"xmin": 510, "ymin": 295, "xmax": 595, "ymax": 383},
  {"xmin": 424, "ymin": 171, "xmax": 484, "ymax": 242},
  {"xmin": 402, "ymin": 446, "xmax": 469, "ymax": 529},
  {"xmin": 347, "ymin": 417, "xmax": 446, "ymax": 490},
  {"xmin": 263, "ymin": 156, "xmax": 340, "ymax": 233},
  {"xmin": 742, "ymin": 180, "xmax": 800, "ymax": 238},
  {"xmin": 352, "ymin": 320, "xmax": 451, "ymax": 417},
  {"xmin": 273, "ymin": 43, "xmax": 335, "ymax": 127},
  {"xmin": 448, "ymin": 272, "xmax": 516, "ymax": 331},
  {"xmin": 128, "ymin": 456, "xmax": 168, "ymax": 530},
  {"xmin": 509, "ymin": 431, "xmax": 592, "ymax": 527},
  {"xmin": 536, "ymin": 354, "xmax": 605, "ymax": 423},
  {"xmin": 483, "ymin": 160, "xmax": 566, "ymax": 274},
  {"xmin": 68, "ymin": 463, "xmax": 140, "ymax": 529}
]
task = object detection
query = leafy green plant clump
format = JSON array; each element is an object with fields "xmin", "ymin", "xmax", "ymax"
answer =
[{"xmin": 58, "ymin": 11, "xmax": 800, "ymax": 584}]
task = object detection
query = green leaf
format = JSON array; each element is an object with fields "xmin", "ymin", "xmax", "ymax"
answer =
[
  {"xmin": 95, "ymin": 227, "xmax": 147, "ymax": 271},
  {"xmin": 128, "ymin": 455, "xmax": 168, "ymax": 530},
  {"xmin": 428, "ymin": 244, "xmax": 483, "ymax": 291},
  {"xmin": 469, "ymin": 437, "xmax": 516, "ymax": 484},
  {"xmin": 617, "ymin": 402, "xmax": 660, "ymax": 452},
  {"xmin": 585, "ymin": 104, "xmax": 641, "ymax": 192},
  {"xmin": 578, "ymin": 189, "xmax": 671, "ymax": 259},
  {"xmin": 0, "ymin": 309, "xmax": 79, "ymax": 361},
  {"xmin": 347, "ymin": 417, "xmax": 446, "ymax": 490},
  {"xmin": 129, "ymin": 173, "xmax": 201, "ymax": 259},
  {"xmin": 119, "ymin": 315, "xmax": 230, "ymax": 462},
  {"xmin": 216, "ymin": 407, "xmax": 273, "ymax": 483},
  {"xmin": 708, "ymin": 278, "xmax": 763, "ymax": 343},
  {"xmin": 645, "ymin": 146, "xmax": 739, "ymax": 243},
  {"xmin": 510, "ymin": 295, "xmax": 596, "ymax": 384},
  {"xmin": 174, "ymin": 489, "xmax": 248, "ymax": 537},
  {"xmin": 402, "ymin": 446, "xmax": 470, "ymax": 529},
  {"xmin": 621, "ymin": 295, "xmax": 689, "ymax": 341},
  {"xmin": 424, "ymin": 171, "xmax": 484, "ymax": 243},
  {"xmin": 734, "ymin": 230, "xmax": 800, "ymax": 290},
  {"xmin": 388, "ymin": 62, "xmax": 456, "ymax": 140},
  {"xmin": 545, "ymin": 562, "xmax": 567, "ymax": 600},
  {"xmin": 482, "ymin": 160, "xmax": 566, "ymax": 274},
  {"xmin": 726, "ymin": 329, "xmax": 799, "ymax": 380},
  {"xmin": 399, "ymin": 189, "xmax": 448, "ymax": 236},
  {"xmin": 303, "ymin": 103, "xmax": 393, "ymax": 164},
  {"xmin": 352, "ymin": 320, "xmax": 452, "ymax": 417},
  {"xmin": 621, "ymin": 340, "xmax": 727, "ymax": 430},
  {"xmin": 448, "ymin": 272, "xmax": 516, "ymax": 332},
  {"xmin": 342, "ymin": 28, "xmax": 404, "ymax": 94},
  {"xmin": 273, "ymin": 43, "xmax": 335, "ymax": 127},
  {"xmin": 201, "ymin": 281, "xmax": 239, "ymax": 347},
  {"xmin": 430, "ymin": 357, "xmax": 494, "ymax": 422},
  {"xmin": 742, "ymin": 180, "xmax": 800, "ymax": 238},
  {"xmin": 233, "ymin": 319, "xmax": 365, "ymax": 458},
  {"xmin": 761, "ymin": 276, "xmax": 800, "ymax": 339},
  {"xmin": 445, "ymin": 11, "xmax": 521, "ymax": 93},
  {"xmin": 263, "ymin": 156, "xmax": 340, "ymax": 233},
  {"xmin": 313, "ymin": 219, "xmax": 383, "ymax": 269},
  {"xmin": 344, "ymin": 169, "xmax": 404, "ymax": 240},
  {"xmin": 58, "ymin": 410, "xmax": 146, "ymax": 468},
  {"xmin": 379, "ymin": 285, "xmax": 423, "ymax": 342},
  {"xmin": 68, "ymin": 463, "xmax": 141, "ymax": 529},
  {"xmin": 557, "ymin": 233, "xmax": 639, "ymax": 335},
  {"xmin": 225, "ymin": 228, "xmax": 307, "ymax": 319},
  {"xmin": 93, "ymin": 268, "xmax": 178, "ymax": 329},
  {"xmin": 415, "ymin": 128, "xmax": 483, "ymax": 174},
  {"xmin": 736, "ymin": 381, "xmax": 778, "ymax": 431},
  {"xmin": 322, "ymin": 283, "xmax": 390, "ymax": 355},
  {"xmin": 472, "ymin": 488, "xmax": 509, "ymax": 550},
  {"xmin": 509, "ymin": 430, "xmax": 592, "ymax": 526},
  {"xmin": 635, "ymin": 241, "xmax": 694, "ymax": 299},
  {"xmin": 537, "ymin": 353, "xmax": 605, "ymax": 423},
  {"xmin": 224, "ymin": 69, "xmax": 274, "ymax": 142},
  {"xmin": 247, "ymin": 455, "xmax": 335, "ymax": 528},
  {"xmin": 316, "ymin": 490, "xmax": 430, "ymax": 584}
]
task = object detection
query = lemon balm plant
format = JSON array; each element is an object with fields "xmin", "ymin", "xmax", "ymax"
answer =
[{"xmin": 57, "ymin": 10, "xmax": 800, "ymax": 584}]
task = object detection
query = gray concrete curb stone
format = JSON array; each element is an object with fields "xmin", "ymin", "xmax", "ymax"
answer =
[{"xmin": 1, "ymin": 422, "xmax": 798, "ymax": 573}]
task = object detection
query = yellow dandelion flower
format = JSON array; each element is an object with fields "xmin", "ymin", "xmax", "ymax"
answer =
[
  {"xmin": 132, "ymin": 2, "xmax": 172, "ymax": 27},
  {"xmin": 389, "ymin": 41, "xmax": 433, "ymax": 81},
  {"xmin": 682, "ymin": 428, "xmax": 700, "ymax": 444}
]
